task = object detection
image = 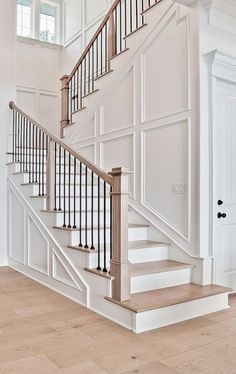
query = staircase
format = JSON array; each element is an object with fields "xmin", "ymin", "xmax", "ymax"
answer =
[{"xmin": 6, "ymin": 0, "xmax": 231, "ymax": 333}]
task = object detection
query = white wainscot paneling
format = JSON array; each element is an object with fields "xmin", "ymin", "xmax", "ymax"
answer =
[
  {"xmin": 16, "ymin": 89, "xmax": 37, "ymax": 119},
  {"xmin": 76, "ymin": 116, "xmax": 96, "ymax": 143},
  {"xmin": 39, "ymin": 46, "xmax": 60, "ymax": 92},
  {"xmin": 9, "ymin": 190, "xmax": 25, "ymax": 264},
  {"xmin": 61, "ymin": 36, "xmax": 82, "ymax": 74},
  {"xmin": 85, "ymin": 0, "xmax": 108, "ymax": 26},
  {"xmin": 16, "ymin": 40, "xmax": 37, "ymax": 88},
  {"xmin": 64, "ymin": 0, "xmax": 82, "ymax": 43},
  {"xmin": 77, "ymin": 144, "xmax": 96, "ymax": 163},
  {"xmin": 101, "ymin": 67, "xmax": 135, "ymax": 135},
  {"xmin": 52, "ymin": 251, "xmax": 77, "ymax": 288},
  {"xmin": 28, "ymin": 216, "xmax": 49, "ymax": 275},
  {"xmin": 101, "ymin": 134, "xmax": 134, "ymax": 195},
  {"xmin": 39, "ymin": 94, "xmax": 60, "ymax": 136},
  {"xmin": 142, "ymin": 120, "xmax": 189, "ymax": 237},
  {"xmin": 142, "ymin": 13, "xmax": 189, "ymax": 122}
]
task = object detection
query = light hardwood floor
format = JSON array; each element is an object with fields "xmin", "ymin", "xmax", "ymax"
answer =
[{"xmin": 0, "ymin": 267, "xmax": 236, "ymax": 374}]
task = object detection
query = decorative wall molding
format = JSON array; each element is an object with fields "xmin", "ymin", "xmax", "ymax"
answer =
[
  {"xmin": 202, "ymin": 0, "xmax": 236, "ymax": 36},
  {"xmin": 204, "ymin": 49, "xmax": 236, "ymax": 83}
]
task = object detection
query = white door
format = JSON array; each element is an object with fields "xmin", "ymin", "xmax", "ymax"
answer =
[{"xmin": 213, "ymin": 80, "xmax": 236, "ymax": 291}]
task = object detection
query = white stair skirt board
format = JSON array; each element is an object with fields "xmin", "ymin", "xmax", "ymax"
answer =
[
  {"xmin": 134, "ymin": 293, "xmax": 230, "ymax": 333},
  {"xmin": 131, "ymin": 267, "xmax": 192, "ymax": 293}
]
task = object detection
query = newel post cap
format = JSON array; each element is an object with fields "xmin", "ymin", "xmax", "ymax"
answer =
[
  {"xmin": 60, "ymin": 75, "xmax": 69, "ymax": 81},
  {"xmin": 109, "ymin": 167, "xmax": 133, "ymax": 176},
  {"xmin": 9, "ymin": 101, "xmax": 15, "ymax": 109}
]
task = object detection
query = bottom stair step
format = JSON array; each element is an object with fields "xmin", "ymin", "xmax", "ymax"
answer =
[{"xmin": 105, "ymin": 284, "xmax": 231, "ymax": 313}]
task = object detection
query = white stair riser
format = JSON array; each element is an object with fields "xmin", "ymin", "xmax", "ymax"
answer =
[
  {"xmin": 53, "ymin": 228, "xmax": 112, "ymax": 247},
  {"xmin": 128, "ymin": 227, "xmax": 147, "ymax": 241},
  {"xmin": 42, "ymin": 211, "xmax": 111, "ymax": 227},
  {"xmin": 131, "ymin": 268, "xmax": 192, "ymax": 293},
  {"xmin": 128, "ymin": 246, "xmax": 168, "ymax": 264},
  {"xmin": 134, "ymin": 293, "xmax": 230, "ymax": 333}
]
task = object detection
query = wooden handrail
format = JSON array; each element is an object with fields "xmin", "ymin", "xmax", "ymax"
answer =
[
  {"xmin": 9, "ymin": 101, "xmax": 113, "ymax": 186},
  {"xmin": 67, "ymin": 0, "xmax": 121, "ymax": 83}
]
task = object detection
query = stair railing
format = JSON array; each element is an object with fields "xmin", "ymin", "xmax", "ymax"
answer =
[
  {"xmin": 9, "ymin": 101, "xmax": 130, "ymax": 301},
  {"xmin": 60, "ymin": 0, "xmax": 163, "ymax": 135}
]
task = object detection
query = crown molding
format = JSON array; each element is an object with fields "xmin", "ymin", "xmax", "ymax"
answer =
[
  {"xmin": 202, "ymin": 0, "xmax": 236, "ymax": 36},
  {"xmin": 174, "ymin": 0, "xmax": 196, "ymax": 6},
  {"xmin": 203, "ymin": 49, "xmax": 236, "ymax": 83}
]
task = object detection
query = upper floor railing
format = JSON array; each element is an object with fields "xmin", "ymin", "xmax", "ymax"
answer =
[
  {"xmin": 60, "ymin": 0, "xmax": 163, "ymax": 132},
  {"xmin": 9, "ymin": 101, "xmax": 130, "ymax": 301}
]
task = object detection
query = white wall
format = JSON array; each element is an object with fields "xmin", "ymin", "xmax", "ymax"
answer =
[
  {"xmin": 16, "ymin": 37, "xmax": 61, "ymax": 136},
  {"xmin": 60, "ymin": 0, "xmax": 112, "ymax": 75},
  {"xmin": 0, "ymin": 0, "xmax": 16, "ymax": 265}
]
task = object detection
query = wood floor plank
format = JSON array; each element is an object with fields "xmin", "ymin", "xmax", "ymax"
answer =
[{"xmin": 0, "ymin": 267, "xmax": 235, "ymax": 374}]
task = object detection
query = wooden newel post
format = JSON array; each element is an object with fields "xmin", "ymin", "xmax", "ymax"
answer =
[
  {"xmin": 46, "ymin": 138, "xmax": 55, "ymax": 211},
  {"xmin": 109, "ymin": 167, "xmax": 130, "ymax": 301},
  {"xmin": 108, "ymin": 12, "xmax": 116, "ymax": 63},
  {"xmin": 60, "ymin": 75, "xmax": 69, "ymax": 138}
]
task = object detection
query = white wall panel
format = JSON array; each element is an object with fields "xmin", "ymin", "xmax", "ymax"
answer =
[
  {"xmin": 39, "ymin": 94, "xmax": 60, "ymax": 136},
  {"xmin": 101, "ymin": 68, "xmax": 135, "ymax": 134},
  {"xmin": 16, "ymin": 89, "xmax": 37, "ymax": 119},
  {"xmin": 61, "ymin": 36, "xmax": 82, "ymax": 75},
  {"xmin": 52, "ymin": 251, "xmax": 76, "ymax": 288},
  {"xmin": 9, "ymin": 190, "xmax": 25, "ymax": 264},
  {"xmin": 77, "ymin": 144, "xmax": 96, "ymax": 163},
  {"xmin": 64, "ymin": 0, "xmax": 82, "ymax": 43},
  {"xmin": 38, "ymin": 46, "xmax": 60, "ymax": 92},
  {"xmin": 16, "ymin": 40, "xmax": 37, "ymax": 88},
  {"xmin": 85, "ymin": 0, "xmax": 108, "ymax": 26},
  {"xmin": 142, "ymin": 120, "xmax": 189, "ymax": 237},
  {"xmin": 142, "ymin": 13, "xmax": 189, "ymax": 122},
  {"xmin": 28, "ymin": 216, "xmax": 49, "ymax": 275},
  {"xmin": 101, "ymin": 134, "xmax": 134, "ymax": 195}
]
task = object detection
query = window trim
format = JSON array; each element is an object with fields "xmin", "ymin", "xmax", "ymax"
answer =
[{"xmin": 17, "ymin": 0, "xmax": 61, "ymax": 45}]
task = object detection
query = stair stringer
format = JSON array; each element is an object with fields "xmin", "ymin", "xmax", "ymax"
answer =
[
  {"xmin": 7, "ymin": 167, "xmax": 134, "ymax": 331},
  {"xmin": 63, "ymin": 1, "xmax": 205, "ymax": 279}
]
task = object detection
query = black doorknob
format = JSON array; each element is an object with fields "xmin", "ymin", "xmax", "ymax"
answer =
[
  {"xmin": 217, "ymin": 212, "xmax": 227, "ymax": 219},
  {"xmin": 218, "ymin": 200, "xmax": 224, "ymax": 206}
]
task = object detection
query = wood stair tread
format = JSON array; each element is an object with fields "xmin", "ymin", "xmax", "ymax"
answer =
[
  {"xmin": 128, "ymin": 240, "xmax": 169, "ymax": 250},
  {"xmin": 105, "ymin": 284, "xmax": 232, "ymax": 313},
  {"xmin": 130, "ymin": 260, "xmax": 193, "ymax": 276}
]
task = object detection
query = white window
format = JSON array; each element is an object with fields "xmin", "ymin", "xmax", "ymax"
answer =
[
  {"xmin": 40, "ymin": 2, "xmax": 58, "ymax": 43},
  {"xmin": 17, "ymin": 0, "xmax": 60, "ymax": 44},
  {"xmin": 17, "ymin": 0, "xmax": 33, "ymax": 38}
]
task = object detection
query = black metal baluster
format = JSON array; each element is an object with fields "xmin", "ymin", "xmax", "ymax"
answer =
[
  {"xmin": 23, "ymin": 117, "xmax": 25, "ymax": 171},
  {"xmin": 79, "ymin": 162, "xmax": 83, "ymax": 247},
  {"xmin": 42, "ymin": 133, "xmax": 45, "ymax": 195},
  {"xmin": 38, "ymin": 130, "xmax": 41, "ymax": 196},
  {"xmin": 70, "ymin": 81, "xmax": 73, "ymax": 123},
  {"xmin": 25, "ymin": 119, "xmax": 28, "ymax": 171},
  {"xmin": 124, "ymin": 0, "xmax": 127, "ymax": 36},
  {"xmin": 73, "ymin": 157, "xmax": 76, "ymax": 228},
  {"xmin": 105, "ymin": 23, "xmax": 108, "ymax": 73},
  {"xmin": 88, "ymin": 49, "xmax": 91, "ymax": 94},
  {"xmin": 136, "ymin": 0, "xmax": 138, "ymax": 29},
  {"xmin": 141, "ymin": 0, "xmax": 144, "ymax": 25},
  {"xmin": 96, "ymin": 38, "xmax": 99, "ymax": 78},
  {"xmin": 84, "ymin": 55, "xmax": 87, "ymax": 96},
  {"xmin": 54, "ymin": 142, "xmax": 57, "ymax": 210},
  {"xmin": 92, "ymin": 43, "xmax": 95, "ymax": 90},
  {"xmin": 103, "ymin": 181, "xmax": 107, "ymax": 272},
  {"xmin": 97, "ymin": 176, "xmax": 101, "ymax": 270},
  {"xmin": 36, "ymin": 127, "xmax": 38, "ymax": 183},
  {"xmin": 63, "ymin": 149, "xmax": 66, "ymax": 227},
  {"xmin": 130, "ymin": 0, "xmax": 133, "ymax": 33},
  {"xmin": 59, "ymin": 145, "xmax": 62, "ymax": 211},
  {"xmin": 110, "ymin": 185, "xmax": 113, "ymax": 261},
  {"xmin": 115, "ymin": 6, "xmax": 117, "ymax": 54},
  {"xmin": 32, "ymin": 125, "xmax": 35, "ymax": 182},
  {"xmin": 120, "ymin": 1, "xmax": 122, "ymax": 53},
  {"xmin": 76, "ymin": 68, "xmax": 79, "ymax": 111},
  {"xmin": 100, "ymin": 30, "xmax": 103, "ymax": 75},
  {"xmin": 17, "ymin": 113, "xmax": 20, "ymax": 162},
  {"xmin": 20, "ymin": 114, "xmax": 23, "ymax": 171},
  {"xmin": 73, "ymin": 72, "xmax": 76, "ymax": 113},
  {"xmin": 12, "ymin": 110, "xmax": 15, "ymax": 162},
  {"xmin": 84, "ymin": 166, "xmax": 88, "ymax": 248},
  {"xmin": 29, "ymin": 122, "xmax": 31, "ymax": 183},
  {"xmin": 80, "ymin": 63, "xmax": 83, "ymax": 109},
  {"xmin": 91, "ymin": 172, "xmax": 95, "ymax": 249},
  {"xmin": 68, "ymin": 153, "xmax": 71, "ymax": 228}
]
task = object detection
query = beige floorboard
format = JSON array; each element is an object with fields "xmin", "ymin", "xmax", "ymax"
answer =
[{"xmin": 0, "ymin": 267, "xmax": 236, "ymax": 374}]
